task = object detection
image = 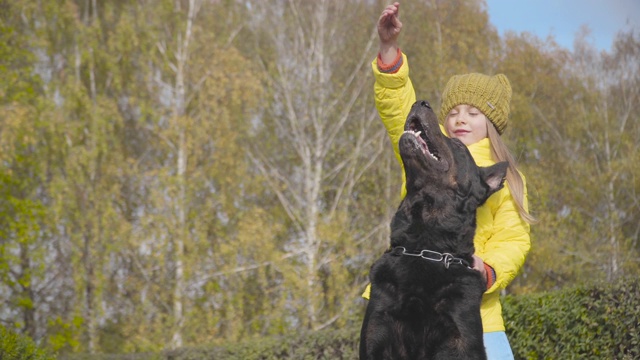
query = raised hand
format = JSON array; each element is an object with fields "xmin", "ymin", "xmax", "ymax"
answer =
[{"xmin": 377, "ymin": 2, "xmax": 402, "ymax": 64}]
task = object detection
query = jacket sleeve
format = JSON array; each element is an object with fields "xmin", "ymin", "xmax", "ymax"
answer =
[
  {"xmin": 481, "ymin": 176, "xmax": 531, "ymax": 294},
  {"xmin": 373, "ymin": 53, "xmax": 423, "ymax": 199},
  {"xmin": 372, "ymin": 52, "xmax": 416, "ymax": 163}
]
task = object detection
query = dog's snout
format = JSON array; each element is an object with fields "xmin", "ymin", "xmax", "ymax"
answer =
[{"xmin": 420, "ymin": 100, "xmax": 431, "ymax": 109}]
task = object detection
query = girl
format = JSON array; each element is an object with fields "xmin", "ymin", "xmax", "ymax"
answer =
[{"xmin": 364, "ymin": 3, "xmax": 534, "ymax": 359}]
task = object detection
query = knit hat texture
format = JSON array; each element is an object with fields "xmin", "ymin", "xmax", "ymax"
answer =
[{"xmin": 439, "ymin": 73, "xmax": 512, "ymax": 135}]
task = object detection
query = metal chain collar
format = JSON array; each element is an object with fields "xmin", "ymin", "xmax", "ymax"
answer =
[{"xmin": 391, "ymin": 246, "xmax": 472, "ymax": 269}]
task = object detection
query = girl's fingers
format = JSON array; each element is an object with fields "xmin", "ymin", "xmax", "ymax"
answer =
[{"xmin": 380, "ymin": 9, "xmax": 398, "ymax": 26}]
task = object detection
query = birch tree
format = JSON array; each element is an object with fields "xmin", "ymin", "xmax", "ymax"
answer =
[
  {"xmin": 124, "ymin": 0, "xmax": 205, "ymax": 349},
  {"xmin": 133, "ymin": 0, "xmax": 268, "ymax": 348},
  {"xmin": 497, "ymin": 30, "xmax": 640, "ymax": 291},
  {"xmin": 0, "ymin": 15, "xmax": 48, "ymax": 340},
  {"xmin": 47, "ymin": 2, "xmax": 133, "ymax": 351},
  {"xmin": 245, "ymin": 0, "xmax": 389, "ymax": 331},
  {"xmin": 570, "ymin": 30, "xmax": 640, "ymax": 280}
]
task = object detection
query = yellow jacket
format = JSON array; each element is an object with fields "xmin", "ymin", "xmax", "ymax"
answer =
[{"xmin": 365, "ymin": 53, "xmax": 531, "ymax": 332}]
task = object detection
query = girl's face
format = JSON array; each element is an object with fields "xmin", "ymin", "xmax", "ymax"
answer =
[{"xmin": 445, "ymin": 104, "xmax": 489, "ymax": 146}]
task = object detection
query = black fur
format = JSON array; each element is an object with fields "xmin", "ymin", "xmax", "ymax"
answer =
[{"xmin": 360, "ymin": 101, "xmax": 508, "ymax": 360}]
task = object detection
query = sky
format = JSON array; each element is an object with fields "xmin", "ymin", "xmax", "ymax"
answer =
[{"xmin": 485, "ymin": 0, "xmax": 640, "ymax": 51}]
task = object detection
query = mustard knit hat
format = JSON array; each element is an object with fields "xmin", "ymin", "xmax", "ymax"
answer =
[{"xmin": 438, "ymin": 73, "xmax": 512, "ymax": 135}]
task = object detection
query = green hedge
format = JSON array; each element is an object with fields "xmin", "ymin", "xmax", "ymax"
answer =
[
  {"xmin": 504, "ymin": 277, "xmax": 640, "ymax": 359},
  {"xmin": 164, "ymin": 326, "xmax": 358, "ymax": 360},
  {"xmin": 0, "ymin": 325, "xmax": 56, "ymax": 360},
  {"xmin": 47, "ymin": 276, "xmax": 640, "ymax": 359},
  {"xmin": 59, "ymin": 327, "xmax": 359, "ymax": 360}
]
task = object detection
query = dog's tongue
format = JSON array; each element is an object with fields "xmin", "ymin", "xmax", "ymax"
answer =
[
  {"xmin": 405, "ymin": 130, "xmax": 437, "ymax": 161},
  {"xmin": 404, "ymin": 130, "xmax": 428, "ymax": 154},
  {"xmin": 414, "ymin": 132, "xmax": 429, "ymax": 155}
]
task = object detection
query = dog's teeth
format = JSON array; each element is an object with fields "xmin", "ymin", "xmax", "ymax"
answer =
[{"xmin": 402, "ymin": 130, "xmax": 423, "ymax": 138}]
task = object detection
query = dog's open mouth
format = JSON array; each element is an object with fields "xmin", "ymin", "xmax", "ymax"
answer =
[{"xmin": 403, "ymin": 119, "xmax": 440, "ymax": 161}]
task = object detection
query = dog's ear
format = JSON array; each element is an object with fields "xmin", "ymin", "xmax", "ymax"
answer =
[{"xmin": 479, "ymin": 161, "xmax": 508, "ymax": 196}]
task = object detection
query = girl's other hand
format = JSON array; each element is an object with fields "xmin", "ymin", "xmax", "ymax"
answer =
[{"xmin": 472, "ymin": 254, "xmax": 488, "ymax": 281}]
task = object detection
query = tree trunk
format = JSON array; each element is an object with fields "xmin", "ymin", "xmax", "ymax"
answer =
[
  {"xmin": 83, "ymin": 232, "xmax": 97, "ymax": 353},
  {"xmin": 19, "ymin": 242, "xmax": 36, "ymax": 339},
  {"xmin": 169, "ymin": 0, "xmax": 200, "ymax": 349}
]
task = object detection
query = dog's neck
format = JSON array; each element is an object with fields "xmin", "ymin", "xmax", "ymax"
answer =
[{"xmin": 389, "ymin": 200, "xmax": 478, "ymax": 257}]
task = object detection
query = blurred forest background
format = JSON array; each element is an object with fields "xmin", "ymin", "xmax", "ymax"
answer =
[{"xmin": 0, "ymin": 0, "xmax": 638, "ymax": 355}]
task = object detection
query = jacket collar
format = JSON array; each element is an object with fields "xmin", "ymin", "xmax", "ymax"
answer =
[{"xmin": 467, "ymin": 138, "xmax": 495, "ymax": 167}]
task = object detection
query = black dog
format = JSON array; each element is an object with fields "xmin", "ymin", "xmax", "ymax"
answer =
[{"xmin": 359, "ymin": 101, "xmax": 508, "ymax": 360}]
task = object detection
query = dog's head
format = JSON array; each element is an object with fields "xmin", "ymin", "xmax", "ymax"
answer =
[{"xmin": 393, "ymin": 100, "xmax": 508, "ymax": 251}]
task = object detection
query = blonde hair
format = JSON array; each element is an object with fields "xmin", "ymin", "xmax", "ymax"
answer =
[{"xmin": 486, "ymin": 122, "xmax": 536, "ymax": 224}]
